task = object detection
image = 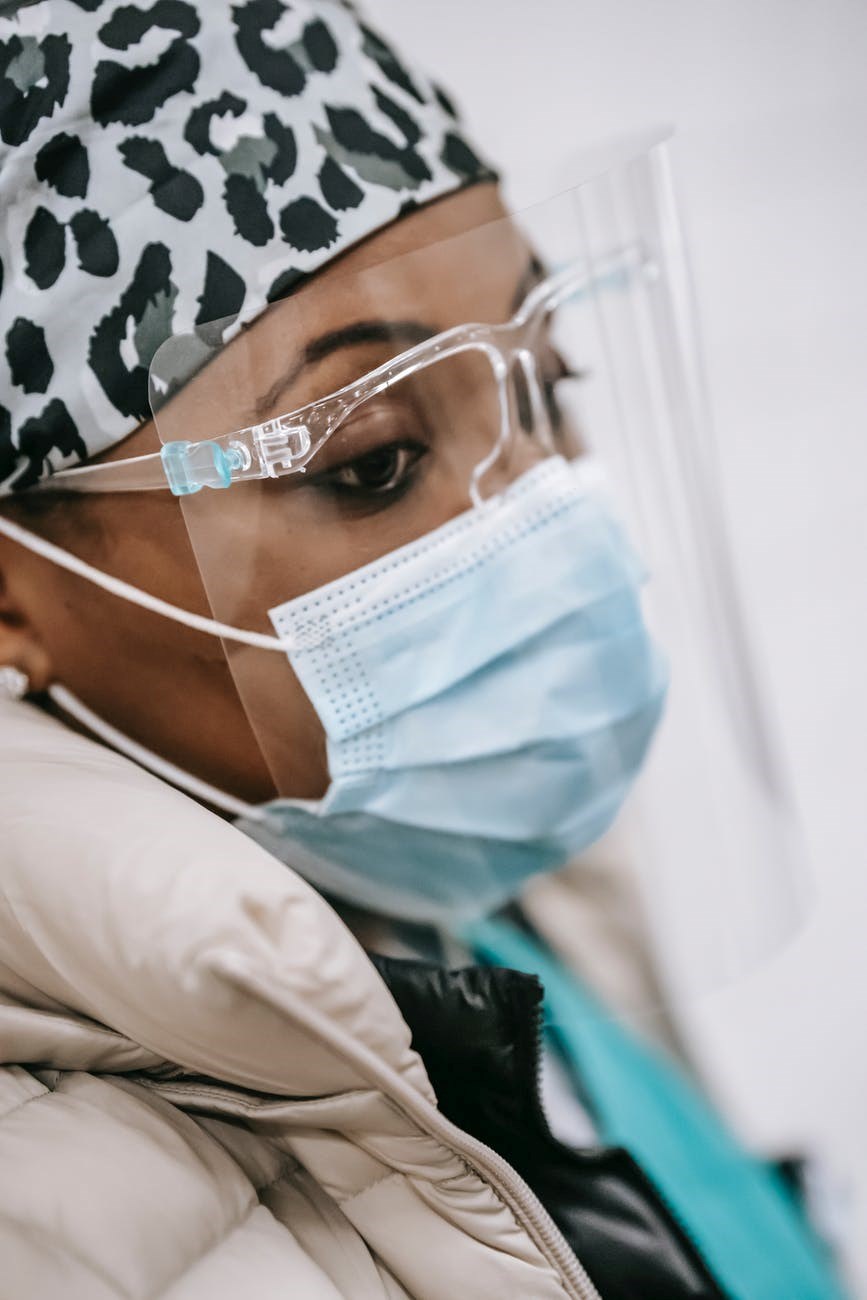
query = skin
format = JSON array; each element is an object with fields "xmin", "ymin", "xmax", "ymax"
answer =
[{"xmin": 0, "ymin": 182, "xmax": 563, "ymax": 805}]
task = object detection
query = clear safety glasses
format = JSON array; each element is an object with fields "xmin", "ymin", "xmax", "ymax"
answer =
[{"xmin": 31, "ymin": 249, "xmax": 639, "ymax": 503}]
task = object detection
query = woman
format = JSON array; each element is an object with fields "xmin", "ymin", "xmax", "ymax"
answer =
[{"xmin": 0, "ymin": 2, "xmax": 847, "ymax": 1296}]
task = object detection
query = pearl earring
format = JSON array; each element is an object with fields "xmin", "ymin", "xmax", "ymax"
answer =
[{"xmin": 0, "ymin": 666, "xmax": 30, "ymax": 700}]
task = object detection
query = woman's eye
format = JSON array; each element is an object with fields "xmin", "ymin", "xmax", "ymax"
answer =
[{"xmin": 325, "ymin": 441, "xmax": 427, "ymax": 497}]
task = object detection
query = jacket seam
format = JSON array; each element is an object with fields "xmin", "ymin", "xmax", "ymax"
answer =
[
  {"xmin": 0, "ymin": 1214, "xmax": 128, "ymax": 1297},
  {"xmin": 0, "ymin": 1084, "xmax": 52, "ymax": 1124},
  {"xmin": 255, "ymin": 1155, "xmax": 302, "ymax": 1195},
  {"xmin": 214, "ymin": 954, "xmax": 590, "ymax": 1298},
  {"xmin": 135, "ymin": 1078, "xmax": 373, "ymax": 1114},
  {"xmin": 146, "ymin": 1201, "xmax": 261, "ymax": 1300},
  {"xmin": 338, "ymin": 1168, "xmax": 405, "ymax": 1207},
  {"xmin": 5, "ymin": 1093, "xmax": 307, "ymax": 1294},
  {"xmin": 141, "ymin": 1077, "xmax": 517, "ymax": 1216}
]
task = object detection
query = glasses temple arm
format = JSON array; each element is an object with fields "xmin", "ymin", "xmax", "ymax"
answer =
[
  {"xmin": 513, "ymin": 242, "xmax": 650, "ymax": 325},
  {"xmin": 28, "ymin": 450, "xmax": 169, "ymax": 494}
]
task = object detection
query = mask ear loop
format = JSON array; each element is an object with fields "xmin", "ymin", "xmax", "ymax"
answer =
[
  {"xmin": 0, "ymin": 512, "xmax": 287, "ymax": 652},
  {"xmin": 47, "ymin": 682, "xmax": 265, "ymax": 821},
  {"xmin": 0, "ymin": 512, "xmax": 280, "ymax": 817}
]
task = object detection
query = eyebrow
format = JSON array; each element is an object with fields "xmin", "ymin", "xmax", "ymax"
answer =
[
  {"xmin": 253, "ymin": 319, "xmax": 435, "ymax": 418},
  {"xmin": 253, "ymin": 255, "xmax": 546, "ymax": 419}
]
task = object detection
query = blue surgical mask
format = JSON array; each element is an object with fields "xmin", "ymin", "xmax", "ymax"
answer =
[{"xmin": 235, "ymin": 456, "xmax": 669, "ymax": 924}]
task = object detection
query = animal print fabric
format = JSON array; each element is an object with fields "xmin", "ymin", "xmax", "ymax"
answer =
[{"xmin": 0, "ymin": 0, "xmax": 494, "ymax": 493}]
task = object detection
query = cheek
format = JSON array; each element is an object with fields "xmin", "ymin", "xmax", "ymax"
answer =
[
  {"xmin": 225, "ymin": 641, "xmax": 330, "ymax": 799},
  {"xmin": 30, "ymin": 496, "xmax": 330, "ymax": 802},
  {"xmin": 109, "ymin": 492, "xmax": 214, "ymax": 616},
  {"xmin": 29, "ymin": 492, "xmax": 217, "ymax": 679}
]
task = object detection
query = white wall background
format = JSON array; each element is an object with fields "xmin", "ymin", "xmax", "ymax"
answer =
[{"xmin": 363, "ymin": 0, "xmax": 867, "ymax": 1290}]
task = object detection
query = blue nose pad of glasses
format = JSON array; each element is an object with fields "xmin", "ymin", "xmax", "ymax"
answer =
[{"xmin": 161, "ymin": 439, "xmax": 245, "ymax": 495}]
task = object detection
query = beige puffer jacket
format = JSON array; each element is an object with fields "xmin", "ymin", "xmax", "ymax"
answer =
[{"xmin": 0, "ymin": 698, "xmax": 603, "ymax": 1300}]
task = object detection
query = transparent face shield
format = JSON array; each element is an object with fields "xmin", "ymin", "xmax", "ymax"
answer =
[{"xmin": 44, "ymin": 133, "xmax": 805, "ymax": 1005}]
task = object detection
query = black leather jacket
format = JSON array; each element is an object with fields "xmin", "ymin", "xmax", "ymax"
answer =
[{"xmin": 374, "ymin": 950, "xmax": 732, "ymax": 1300}]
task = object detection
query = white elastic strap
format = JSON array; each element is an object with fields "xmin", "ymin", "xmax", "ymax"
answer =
[
  {"xmin": 48, "ymin": 683, "xmax": 265, "ymax": 822},
  {"xmin": 0, "ymin": 513, "xmax": 286, "ymax": 652}
]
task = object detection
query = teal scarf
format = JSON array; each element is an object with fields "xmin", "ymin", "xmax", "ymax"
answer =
[{"xmin": 463, "ymin": 916, "xmax": 846, "ymax": 1300}]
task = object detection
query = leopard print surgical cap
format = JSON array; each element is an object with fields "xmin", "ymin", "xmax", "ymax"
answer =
[{"xmin": 0, "ymin": 0, "xmax": 494, "ymax": 493}]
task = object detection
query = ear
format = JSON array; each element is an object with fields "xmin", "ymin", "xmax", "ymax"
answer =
[{"xmin": 0, "ymin": 564, "xmax": 52, "ymax": 694}]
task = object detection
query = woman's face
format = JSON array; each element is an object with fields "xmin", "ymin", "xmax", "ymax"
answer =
[{"xmin": 0, "ymin": 182, "xmax": 550, "ymax": 804}]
